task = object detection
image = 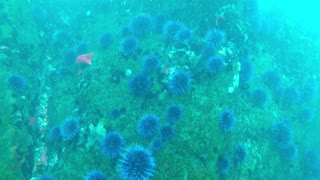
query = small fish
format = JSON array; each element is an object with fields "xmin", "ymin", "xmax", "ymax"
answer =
[{"xmin": 76, "ymin": 52, "xmax": 94, "ymax": 75}]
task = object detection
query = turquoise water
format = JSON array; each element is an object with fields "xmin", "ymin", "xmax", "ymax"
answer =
[{"xmin": 0, "ymin": 0, "xmax": 319, "ymax": 179}]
